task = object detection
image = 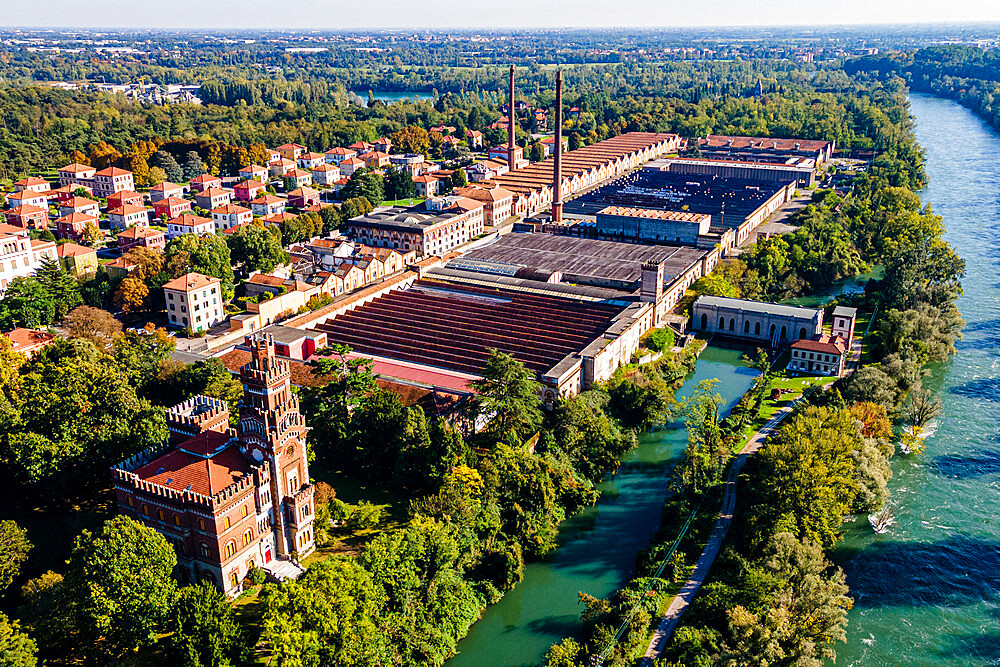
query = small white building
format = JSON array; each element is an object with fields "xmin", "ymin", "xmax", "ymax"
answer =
[
  {"xmin": 167, "ymin": 213, "xmax": 216, "ymax": 239},
  {"xmin": 212, "ymin": 204, "xmax": 253, "ymax": 232},
  {"xmin": 788, "ymin": 335, "xmax": 848, "ymax": 377},
  {"xmin": 108, "ymin": 204, "xmax": 151, "ymax": 230},
  {"xmin": 163, "ymin": 272, "xmax": 225, "ymax": 332},
  {"xmin": 0, "ymin": 225, "xmax": 57, "ymax": 295}
]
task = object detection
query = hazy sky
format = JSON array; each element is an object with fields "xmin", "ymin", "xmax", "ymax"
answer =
[{"xmin": 7, "ymin": 0, "xmax": 1000, "ymax": 29}]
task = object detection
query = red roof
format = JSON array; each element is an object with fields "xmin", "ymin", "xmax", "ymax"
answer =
[
  {"xmin": 133, "ymin": 432, "xmax": 252, "ymax": 497},
  {"xmin": 59, "ymin": 163, "xmax": 94, "ymax": 173},
  {"xmin": 162, "ymin": 271, "xmax": 219, "ymax": 292},
  {"xmin": 5, "ymin": 328, "xmax": 55, "ymax": 355},
  {"xmin": 791, "ymin": 334, "xmax": 846, "ymax": 355},
  {"xmin": 190, "ymin": 174, "xmax": 222, "ymax": 184},
  {"xmin": 95, "ymin": 167, "xmax": 132, "ymax": 177},
  {"xmin": 56, "ymin": 242, "xmax": 96, "ymax": 258}
]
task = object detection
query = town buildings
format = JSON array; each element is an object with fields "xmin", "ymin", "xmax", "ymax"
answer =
[
  {"xmin": 212, "ymin": 204, "xmax": 254, "ymax": 232},
  {"xmin": 691, "ymin": 296, "xmax": 823, "ymax": 347},
  {"xmin": 163, "ymin": 272, "xmax": 225, "ymax": 331},
  {"xmin": 345, "ymin": 196, "xmax": 485, "ymax": 257},
  {"xmin": 112, "ymin": 336, "xmax": 315, "ymax": 596},
  {"xmin": 0, "ymin": 224, "xmax": 57, "ymax": 294},
  {"xmin": 150, "ymin": 182, "xmax": 185, "ymax": 203},
  {"xmin": 117, "ymin": 226, "xmax": 166, "ymax": 253},
  {"xmin": 788, "ymin": 335, "xmax": 848, "ymax": 376},
  {"xmin": 92, "ymin": 167, "xmax": 135, "ymax": 197},
  {"xmin": 108, "ymin": 203, "xmax": 151, "ymax": 229},
  {"xmin": 167, "ymin": 213, "xmax": 215, "ymax": 239},
  {"xmin": 56, "ymin": 242, "xmax": 98, "ymax": 277}
]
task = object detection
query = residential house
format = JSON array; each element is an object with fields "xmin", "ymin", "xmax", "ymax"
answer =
[
  {"xmin": 0, "ymin": 224, "xmax": 57, "ymax": 294},
  {"xmin": 238, "ymin": 165, "xmax": 268, "ymax": 183},
  {"xmin": 106, "ymin": 190, "xmax": 144, "ymax": 209},
  {"xmin": 50, "ymin": 184, "xmax": 92, "ymax": 204},
  {"xmin": 429, "ymin": 125, "xmax": 456, "ymax": 135},
  {"xmin": 163, "ymin": 272, "xmax": 224, "ymax": 331},
  {"xmin": 117, "ymin": 226, "xmax": 166, "ymax": 253},
  {"xmin": 324, "ymin": 147, "xmax": 357, "ymax": 165},
  {"xmin": 261, "ymin": 212, "xmax": 296, "ymax": 228},
  {"xmin": 194, "ymin": 187, "xmax": 233, "ymax": 211},
  {"xmin": 413, "ymin": 174, "xmax": 440, "ymax": 198},
  {"xmin": 339, "ymin": 157, "xmax": 365, "ymax": 178},
  {"xmin": 348, "ymin": 141, "xmax": 373, "ymax": 153},
  {"xmin": 108, "ymin": 204, "xmax": 151, "ymax": 230},
  {"xmin": 59, "ymin": 196, "xmax": 100, "ymax": 218},
  {"xmin": 56, "ymin": 242, "xmax": 99, "ymax": 277},
  {"xmin": 4, "ymin": 328, "xmax": 55, "ymax": 358},
  {"xmin": 57, "ymin": 163, "xmax": 96, "ymax": 189},
  {"xmin": 250, "ymin": 195, "xmax": 287, "ymax": 217},
  {"xmin": 276, "ymin": 143, "xmax": 306, "ymax": 161},
  {"xmin": 105, "ymin": 255, "xmax": 139, "ymax": 280},
  {"xmin": 167, "ymin": 213, "xmax": 215, "ymax": 239},
  {"xmin": 283, "ymin": 169, "xmax": 313, "ymax": 190},
  {"xmin": 373, "ymin": 137, "xmax": 392, "ymax": 153},
  {"xmin": 287, "ymin": 186, "xmax": 320, "ymax": 209},
  {"xmin": 453, "ymin": 185, "xmax": 515, "ymax": 226},
  {"xmin": 540, "ymin": 134, "xmax": 568, "ymax": 157},
  {"xmin": 150, "ymin": 181, "xmax": 185, "ymax": 203},
  {"xmin": 310, "ymin": 163, "xmax": 342, "ymax": 186},
  {"xmin": 5, "ymin": 205, "xmax": 48, "ymax": 230},
  {"xmin": 13, "ymin": 176, "xmax": 51, "ymax": 193},
  {"xmin": 92, "ymin": 167, "xmax": 134, "ymax": 198},
  {"xmin": 234, "ymin": 179, "xmax": 266, "ymax": 202},
  {"xmin": 212, "ymin": 204, "xmax": 253, "ymax": 232},
  {"xmin": 6, "ymin": 190, "xmax": 49, "ymax": 210},
  {"xmin": 788, "ymin": 335, "xmax": 848, "ymax": 377},
  {"xmin": 297, "ymin": 152, "xmax": 325, "ymax": 170},
  {"xmin": 468, "ymin": 159, "xmax": 509, "ymax": 182},
  {"xmin": 55, "ymin": 212, "xmax": 97, "ymax": 241},
  {"xmin": 154, "ymin": 197, "xmax": 193, "ymax": 220},
  {"xmin": 466, "ymin": 130, "xmax": 484, "ymax": 149},
  {"xmin": 189, "ymin": 174, "xmax": 223, "ymax": 193},
  {"xmin": 269, "ymin": 158, "xmax": 296, "ymax": 178}
]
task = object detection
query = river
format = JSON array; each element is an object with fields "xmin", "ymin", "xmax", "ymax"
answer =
[
  {"xmin": 448, "ymin": 344, "xmax": 760, "ymax": 666},
  {"xmin": 833, "ymin": 93, "xmax": 1000, "ymax": 665}
]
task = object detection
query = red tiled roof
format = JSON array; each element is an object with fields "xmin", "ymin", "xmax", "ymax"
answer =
[
  {"xmin": 791, "ymin": 334, "xmax": 846, "ymax": 355},
  {"xmin": 5, "ymin": 328, "xmax": 55, "ymax": 354},
  {"xmin": 190, "ymin": 174, "xmax": 222, "ymax": 184},
  {"xmin": 133, "ymin": 432, "xmax": 252, "ymax": 497},
  {"xmin": 95, "ymin": 167, "xmax": 132, "ymax": 177},
  {"xmin": 59, "ymin": 163, "xmax": 94, "ymax": 173},
  {"xmin": 56, "ymin": 242, "xmax": 96, "ymax": 257},
  {"xmin": 151, "ymin": 182, "xmax": 183, "ymax": 192},
  {"xmin": 162, "ymin": 271, "xmax": 219, "ymax": 292}
]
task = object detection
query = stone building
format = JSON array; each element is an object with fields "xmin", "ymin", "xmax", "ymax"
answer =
[
  {"xmin": 112, "ymin": 336, "xmax": 316, "ymax": 596},
  {"xmin": 692, "ymin": 295, "xmax": 822, "ymax": 347}
]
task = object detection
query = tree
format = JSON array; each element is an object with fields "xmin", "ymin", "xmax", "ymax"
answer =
[
  {"xmin": 88, "ymin": 140, "xmax": 122, "ymax": 170},
  {"xmin": 0, "ymin": 521, "xmax": 30, "ymax": 593},
  {"xmin": 680, "ymin": 378, "xmax": 726, "ymax": 491},
  {"xmin": 905, "ymin": 387, "xmax": 942, "ymax": 428},
  {"xmin": 390, "ymin": 126, "xmax": 431, "ymax": 155},
  {"xmin": 168, "ymin": 580, "xmax": 250, "ymax": 667},
  {"xmin": 164, "ymin": 234, "xmax": 235, "ymax": 298},
  {"xmin": 34, "ymin": 258, "xmax": 82, "ymax": 320},
  {"xmin": 568, "ymin": 133, "xmax": 583, "ymax": 151},
  {"xmin": 64, "ymin": 516, "xmax": 177, "ymax": 655},
  {"xmin": 63, "ymin": 305, "xmax": 122, "ymax": 349},
  {"xmin": 226, "ymin": 224, "xmax": 288, "ymax": 274},
  {"xmin": 340, "ymin": 197, "xmax": 374, "ymax": 221},
  {"xmin": 451, "ymin": 168, "xmax": 468, "ymax": 189},
  {"xmin": 469, "ymin": 350, "xmax": 543, "ymax": 447},
  {"xmin": 341, "ymin": 168, "xmax": 384, "ymax": 206},
  {"xmin": 151, "ymin": 150, "xmax": 184, "ymax": 183},
  {"xmin": 113, "ymin": 275, "xmax": 150, "ymax": 314},
  {"xmin": 114, "ymin": 326, "xmax": 176, "ymax": 392},
  {"xmin": 384, "ymin": 169, "xmax": 415, "ymax": 201},
  {"xmin": 182, "ymin": 150, "xmax": 205, "ymax": 181},
  {"xmin": 81, "ymin": 220, "xmax": 104, "ymax": 246},
  {"xmin": 0, "ymin": 278, "xmax": 55, "ymax": 329},
  {"xmin": 841, "ymin": 365, "xmax": 898, "ymax": 408},
  {"xmin": 280, "ymin": 212, "xmax": 323, "ymax": 245},
  {"xmin": 0, "ymin": 613, "xmax": 37, "ymax": 667},
  {"xmin": 148, "ymin": 166, "xmax": 168, "ymax": 185},
  {"xmin": 119, "ymin": 152, "xmax": 150, "ymax": 187},
  {"xmin": 529, "ymin": 141, "xmax": 546, "ymax": 162}
]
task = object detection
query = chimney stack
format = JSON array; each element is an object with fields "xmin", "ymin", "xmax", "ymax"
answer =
[
  {"xmin": 508, "ymin": 64, "xmax": 516, "ymax": 172},
  {"xmin": 551, "ymin": 69, "xmax": 564, "ymax": 223}
]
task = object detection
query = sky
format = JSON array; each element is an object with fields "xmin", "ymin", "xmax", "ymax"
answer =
[{"xmin": 5, "ymin": 0, "xmax": 1000, "ymax": 30}]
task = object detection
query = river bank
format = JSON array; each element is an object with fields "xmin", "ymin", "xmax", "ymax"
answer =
[{"xmin": 831, "ymin": 93, "xmax": 1000, "ymax": 665}]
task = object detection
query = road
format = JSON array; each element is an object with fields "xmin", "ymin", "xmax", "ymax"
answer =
[{"xmin": 640, "ymin": 399, "xmax": 800, "ymax": 664}]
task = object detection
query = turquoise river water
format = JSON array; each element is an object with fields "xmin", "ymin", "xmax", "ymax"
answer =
[
  {"xmin": 832, "ymin": 94, "xmax": 1000, "ymax": 665},
  {"xmin": 448, "ymin": 344, "xmax": 760, "ymax": 666}
]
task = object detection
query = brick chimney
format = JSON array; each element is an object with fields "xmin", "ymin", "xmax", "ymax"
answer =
[
  {"xmin": 508, "ymin": 64, "xmax": 516, "ymax": 172},
  {"xmin": 552, "ymin": 69, "xmax": 564, "ymax": 223}
]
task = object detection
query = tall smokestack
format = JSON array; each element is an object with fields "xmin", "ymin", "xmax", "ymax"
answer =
[
  {"xmin": 552, "ymin": 70, "xmax": 564, "ymax": 223},
  {"xmin": 508, "ymin": 64, "xmax": 516, "ymax": 172}
]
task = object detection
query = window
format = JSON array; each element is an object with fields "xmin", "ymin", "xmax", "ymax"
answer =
[
  {"xmin": 199, "ymin": 542, "xmax": 211, "ymax": 557},
  {"xmin": 225, "ymin": 541, "xmax": 237, "ymax": 558},
  {"xmin": 157, "ymin": 509, "xmax": 164, "ymax": 521},
  {"xmin": 744, "ymin": 321, "xmax": 750, "ymax": 333},
  {"xmin": 198, "ymin": 518, "xmax": 206, "ymax": 531},
  {"xmin": 127, "ymin": 496, "xmax": 134, "ymax": 508},
  {"xmin": 242, "ymin": 505, "xmax": 249, "ymax": 518},
  {"xmin": 718, "ymin": 317, "xmax": 724, "ymax": 329},
  {"xmin": 229, "ymin": 571, "xmax": 239, "ymax": 588},
  {"xmin": 799, "ymin": 327, "xmax": 807, "ymax": 339},
  {"xmin": 141, "ymin": 504, "xmax": 149, "ymax": 516},
  {"xmin": 224, "ymin": 516, "xmax": 231, "ymax": 530},
  {"xmin": 243, "ymin": 530, "xmax": 253, "ymax": 546},
  {"xmin": 755, "ymin": 322, "xmax": 761, "ymax": 335},
  {"xmin": 174, "ymin": 514, "xmax": 181, "ymax": 526}
]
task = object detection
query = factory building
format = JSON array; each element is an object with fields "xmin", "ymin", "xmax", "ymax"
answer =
[
  {"xmin": 691, "ymin": 295, "xmax": 822, "ymax": 347},
  {"xmin": 650, "ymin": 156, "xmax": 816, "ymax": 187}
]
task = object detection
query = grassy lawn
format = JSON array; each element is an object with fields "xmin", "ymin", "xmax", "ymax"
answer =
[{"xmin": 382, "ymin": 197, "xmax": 425, "ymax": 207}]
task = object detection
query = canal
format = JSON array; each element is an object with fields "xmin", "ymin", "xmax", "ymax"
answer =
[
  {"xmin": 833, "ymin": 93, "xmax": 1000, "ymax": 665},
  {"xmin": 447, "ymin": 344, "xmax": 760, "ymax": 666}
]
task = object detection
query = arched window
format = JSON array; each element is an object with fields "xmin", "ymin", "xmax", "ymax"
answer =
[
  {"xmin": 780, "ymin": 325, "xmax": 787, "ymax": 340},
  {"xmin": 755, "ymin": 322, "xmax": 761, "ymax": 335},
  {"xmin": 199, "ymin": 542, "xmax": 211, "ymax": 558},
  {"xmin": 198, "ymin": 519, "xmax": 206, "ymax": 531},
  {"xmin": 229, "ymin": 571, "xmax": 239, "ymax": 588},
  {"xmin": 744, "ymin": 321, "xmax": 750, "ymax": 333},
  {"xmin": 719, "ymin": 317, "xmax": 725, "ymax": 329},
  {"xmin": 729, "ymin": 318, "xmax": 735, "ymax": 331},
  {"xmin": 224, "ymin": 516, "xmax": 231, "ymax": 530},
  {"xmin": 157, "ymin": 509, "xmax": 164, "ymax": 521},
  {"xmin": 243, "ymin": 530, "xmax": 253, "ymax": 546},
  {"xmin": 770, "ymin": 324, "xmax": 776, "ymax": 337},
  {"xmin": 225, "ymin": 541, "xmax": 237, "ymax": 559},
  {"xmin": 700, "ymin": 314, "xmax": 707, "ymax": 330},
  {"xmin": 242, "ymin": 505, "xmax": 249, "ymax": 518},
  {"xmin": 799, "ymin": 327, "xmax": 807, "ymax": 340},
  {"xmin": 174, "ymin": 514, "xmax": 181, "ymax": 526}
]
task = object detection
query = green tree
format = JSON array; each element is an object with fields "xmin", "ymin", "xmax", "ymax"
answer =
[
  {"xmin": 65, "ymin": 516, "xmax": 178, "ymax": 655},
  {"xmin": 34, "ymin": 258, "xmax": 83, "ymax": 321},
  {"xmin": 679, "ymin": 378, "xmax": 726, "ymax": 491},
  {"xmin": 0, "ymin": 612, "xmax": 37, "ymax": 667},
  {"xmin": 341, "ymin": 168, "xmax": 384, "ymax": 206},
  {"xmin": 164, "ymin": 234, "xmax": 235, "ymax": 298},
  {"xmin": 389, "ymin": 126, "xmax": 431, "ymax": 155},
  {"xmin": 469, "ymin": 349, "xmax": 543, "ymax": 447},
  {"xmin": 0, "ymin": 278, "xmax": 54, "ymax": 329},
  {"xmin": 151, "ymin": 150, "xmax": 184, "ymax": 183},
  {"xmin": 168, "ymin": 580, "xmax": 250, "ymax": 667},
  {"xmin": 182, "ymin": 150, "xmax": 205, "ymax": 181},
  {"xmin": 226, "ymin": 224, "xmax": 289, "ymax": 274},
  {"xmin": 529, "ymin": 141, "xmax": 546, "ymax": 162},
  {"xmin": 384, "ymin": 169, "xmax": 416, "ymax": 200},
  {"xmin": 0, "ymin": 520, "xmax": 31, "ymax": 592}
]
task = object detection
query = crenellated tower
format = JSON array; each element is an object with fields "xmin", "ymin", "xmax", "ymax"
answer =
[{"xmin": 237, "ymin": 334, "xmax": 314, "ymax": 558}]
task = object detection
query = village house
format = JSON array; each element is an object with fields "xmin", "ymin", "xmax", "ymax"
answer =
[
  {"xmin": 283, "ymin": 169, "xmax": 313, "ymax": 190},
  {"xmin": 359, "ymin": 151, "xmax": 390, "ymax": 170},
  {"xmin": 348, "ymin": 141, "xmax": 373, "ymax": 153},
  {"xmin": 373, "ymin": 137, "xmax": 392, "ymax": 153},
  {"xmin": 276, "ymin": 143, "xmax": 306, "ymax": 161},
  {"xmin": 6, "ymin": 190, "xmax": 49, "ymax": 210},
  {"xmin": 50, "ymin": 184, "xmax": 92, "ymax": 204},
  {"xmin": 234, "ymin": 179, "xmax": 266, "ymax": 202},
  {"xmin": 57, "ymin": 163, "xmax": 97, "ymax": 189},
  {"xmin": 466, "ymin": 129, "xmax": 484, "ymax": 149},
  {"xmin": 0, "ymin": 224, "xmax": 57, "ymax": 294},
  {"xmin": 194, "ymin": 187, "xmax": 234, "ymax": 211},
  {"xmin": 55, "ymin": 212, "xmax": 97, "ymax": 241},
  {"xmin": 251, "ymin": 195, "xmax": 287, "ymax": 217},
  {"xmin": 413, "ymin": 174, "xmax": 440, "ymax": 198},
  {"xmin": 150, "ymin": 181, "xmax": 185, "ymax": 203},
  {"xmin": 154, "ymin": 197, "xmax": 193, "ymax": 220},
  {"xmin": 92, "ymin": 167, "xmax": 135, "ymax": 198},
  {"xmin": 107, "ymin": 190, "xmax": 144, "ymax": 209},
  {"xmin": 189, "ymin": 174, "xmax": 223, "ymax": 194},
  {"xmin": 107, "ymin": 203, "xmax": 151, "ymax": 230},
  {"xmin": 167, "ymin": 213, "xmax": 215, "ymax": 239},
  {"xmin": 4, "ymin": 328, "xmax": 55, "ymax": 358},
  {"xmin": 310, "ymin": 163, "xmax": 342, "ymax": 186},
  {"xmin": 324, "ymin": 147, "xmax": 357, "ymax": 165},
  {"xmin": 297, "ymin": 152, "xmax": 325, "ymax": 170},
  {"xmin": 163, "ymin": 272, "xmax": 225, "ymax": 331},
  {"xmin": 59, "ymin": 196, "xmax": 100, "ymax": 218},
  {"xmin": 117, "ymin": 226, "xmax": 166, "ymax": 253},
  {"xmin": 5, "ymin": 205, "xmax": 48, "ymax": 230},
  {"xmin": 212, "ymin": 204, "xmax": 253, "ymax": 232},
  {"xmin": 239, "ymin": 165, "xmax": 269, "ymax": 183},
  {"xmin": 287, "ymin": 186, "xmax": 320, "ymax": 209},
  {"xmin": 269, "ymin": 158, "xmax": 296, "ymax": 178},
  {"xmin": 13, "ymin": 176, "xmax": 51, "ymax": 193},
  {"xmin": 788, "ymin": 334, "xmax": 848, "ymax": 376},
  {"xmin": 57, "ymin": 242, "xmax": 99, "ymax": 277},
  {"xmin": 112, "ymin": 336, "xmax": 316, "ymax": 596},
  {"xmin": 339, "ymin": 157, "xmax": 365, "ymax": 178}
]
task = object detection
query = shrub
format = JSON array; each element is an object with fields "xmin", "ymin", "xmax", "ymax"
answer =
[{"xmin": 644, "ymin": 328, "xmax": 676, "ymax": 352}]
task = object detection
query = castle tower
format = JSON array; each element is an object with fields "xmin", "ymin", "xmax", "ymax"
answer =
[{"xmin": 237, "ymin": 335, "xmax": 314, "ymax": 559}]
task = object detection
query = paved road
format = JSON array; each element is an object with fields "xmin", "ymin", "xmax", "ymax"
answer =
[{"xmin": 641, "ymin": 401, "xmax": 800, "ymax": 664}]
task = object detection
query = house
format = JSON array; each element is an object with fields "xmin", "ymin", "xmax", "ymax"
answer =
[
  {"xmin": 58, "ymin": 163, "xmax": 96, "ymax": 189},
  {"xmin": 194, "ymin": 187, "xmax": 233, "ymax": 211},
  {"xmin": 250, "ymin": 195, "xmax": 287, "ymax": 217},
  {"xmin": 6, "ymin": 190, "xmax": 49, "ymax": 210},
  {"xmin": 189, "ymin": 174, "xmax": 223, "ymax": 194},
  {"xmin": 310, "ymin": 163, "xmax": 342, "ymax": 186},
  {"xmin": 831, "ymin": 306, "xmax": 858, "ymax": 347},
  {"xmin": 330, "ymin": 177, "xmax": 350, "ymax": 193},
  {"xmin": 13, "ymin": 176, "xmax": 51, "ymax": 193},
  {"xmin": 348, "ymin": 141, "xmax": 373, "ymax": 153},
  {"xmin": 359, "ymin": 151, "xmax": 390, "ymax": 170},
  {"xmin": 106, "ymin": 190, "xmax": 144, "ymax": 209},
  {"xmin": 339, "ymin": 157, "xmax": 365, "ymax": 178},
  {"xmin": 150, "ymin": 182, "xmax": 185, "ymax": 203},
  {"xmin": 468, "ymin": 159, "xmax": 509, "ymax": 182},
  {"xmin": 441, "ymin": 135, "xmax": 461, "ymax": 147},
  {"xmin": 540, "ymin": 134, "xmax": 568, "ymax": 157},
  {"xmin": 287, "ymin": 186, "xmax": 320, "ymax": 209},
  {"xmin": 788, "ymin": 334, "xmax": 848, "ymax": 376},
  {"xmin": 261, "ymin": 212, "xmax": 296, "ymax": 228},
  {"xmin": 92, "ymin": 167, "xmax": 134, "ymax": 198},
  {"xmin": 238, "ymin": 165, "xmax": 268, "ymax": 183},
  {"xmin": 167, "ymin": 213, "xmax": 215, "ymax": 239},
  {"xmin": 389, "ymin": 153, "xmax": 425, "ymax": 177},
  {"xmin": 283, "ymin": 169, "xmax": 313, "ymax": 190},
  {"xmin": 50, "ymin": 184, "xmax": 93, "ymax": 204},
  {"xmin": 111, "ymin": 338, "xmax": 316, "ymax": 596},
  {"xmin": 212, "ymin": 204, "xmax": 253, "ymax": 232},
  {"xmin": 117, "ymin": 226, "xmax": 166, "ymax": 253},
  {"xmin": 429, "ymin": 125, "xmax": 456, "ymax": 135},
  {"xmin": 252, "ymin": 324, "xmax": 327, "ymax": 360},
  {"xmin": 345, "ymin": 195, "xmax": 486, "ymax": 257},
  {"xmin": 297, "ymin": 152, "xmax": 325, "ymax": 170},
  {"xmin": 324, "ymin": 147, "xmax": 357, "ymax": 165},
  {"xmin": 105, "ymin": 255, "xmax": 139, "ymax": 280},
  {"xmin": 162, "ymin": 272, "xmax": 225, "ymax": 331},
  {"xmin": 453, "ymin": 185, "xmax": 515, "ymax": 226},
  {"xmin": 276, "ymin": 143, "xmax": 306, "ymax": 161},
  {"xmin": 691, "ymin": 296, "xmax": 822, "ymax": 347},
  {"xmin": 107, "ymin": 204, "xmax": 151, "ymax": 230},
  {"xmin": 269, "ymin": 158, "xmax": 296, "ymax": 178},
  {"xmin": 488, "ymin": 145, "xmax": 526, "ymax": 165},
  {"xmin": 373, "ymin": 137, "xmax": 392, "ymax": 153},
  {"xmin": 4, "ymin": 328, "xmax": 55, "ymax": 358},
  {"xmin": 413, "ymin": 174, "xmax": 440, "ymax": 198},
  {"xmin": 59, "ymin": 196, "xmax": 100, "ymax": 218},
  {"xmin": 234, "ymin": 179, "xmax": 266, "ymax": 202},
  {"xmin": 466, "ymin": 129, "xmax": 484, "ymax": 149},
  {"xmin": 154, "ymin": 197, "xmax": 193, "ymax": 220},
  {"xmin": 55, "ymin": 212, "xmax": 98, "ymax": 241},
  {"xmin": 5, "ymin": 205, "xmax": 48, "ymax": 230},
  {"xmin": 56, "ymin": 242, "xmax": 99, "ymax": 277},
  {"xmin": 0, "ymin": 225, "xmax": 57, "ymax": 294}
]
